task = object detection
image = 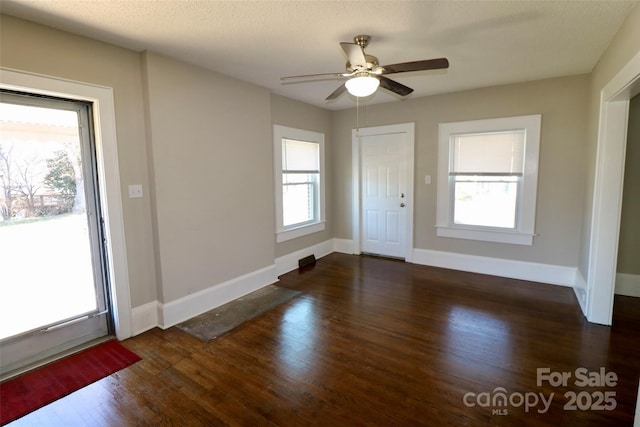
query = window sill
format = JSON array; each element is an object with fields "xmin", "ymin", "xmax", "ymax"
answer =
[
  {"xmin": 276, "ymin": 221, "xmax": 326, "ymax": 243},
  {"xmin": 435, "ymin": 225, "xmax": 535, "ymax": 246}
]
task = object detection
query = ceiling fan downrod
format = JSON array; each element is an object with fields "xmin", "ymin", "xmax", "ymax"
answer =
[{"xmin": 354, "ymin": 35, "xmax": 371, "ymax": 49}]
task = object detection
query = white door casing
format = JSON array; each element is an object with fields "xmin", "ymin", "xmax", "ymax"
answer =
[
  {"xmin": 0, "ymin": 68, "xmax": 132, "ymax": 339},
  {"xmin": 586, "ymin": 50, "xmax": 640, "ymax": 325},
  {"xmin": 352, "ymin": 123, "xmax": 414, "ymax": 261}
]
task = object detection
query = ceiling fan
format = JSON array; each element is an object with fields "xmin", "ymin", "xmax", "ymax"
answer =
[{"xmin": 281, "ymin": 35, "xmax": 449, "ymax": 101}]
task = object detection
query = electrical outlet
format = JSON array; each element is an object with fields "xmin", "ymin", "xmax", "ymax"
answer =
[{"xmin": 128, "ymin": 184, "xmax": 143, "ymax": 199}]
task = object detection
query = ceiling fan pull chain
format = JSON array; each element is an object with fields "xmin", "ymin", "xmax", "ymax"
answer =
[
  {"xmin": 365, "ymin": 101, "xmax": 369, "ymax": 127},
  {"xmin": 356, "ymin": 96, "xmax": 360, "ymax": 134}
]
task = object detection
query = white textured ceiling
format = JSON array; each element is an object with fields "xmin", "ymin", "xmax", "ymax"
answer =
[{"xmin": 1, "ymin": 0, "xmax": 637, "ymax": 110}]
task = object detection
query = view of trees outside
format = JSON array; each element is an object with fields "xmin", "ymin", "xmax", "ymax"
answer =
[
  {"xmin": 0, "ymin": 105, "xmax": 83, "ymax": 222},
  {"xmin": 0, "ymin": 102, "xmax": 97, "ymax": 339}
]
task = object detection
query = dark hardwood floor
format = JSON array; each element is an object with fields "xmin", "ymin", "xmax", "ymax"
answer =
[{"xmin": 8, "ymin": 253, "xmax": 640, "ymax": 426}]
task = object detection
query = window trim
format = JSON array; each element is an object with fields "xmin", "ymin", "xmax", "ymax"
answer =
[
  {"xmin": 273, "ymin": 125, "xmax": 325, "ymax": 243},
  {"xmin": 436, "ymin": 115, "xmax": 542, "ymax": 246}
]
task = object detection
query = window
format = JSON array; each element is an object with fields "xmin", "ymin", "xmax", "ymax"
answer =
[
  {"xmin": 274, "ymin": 125, "xmax": 325, "ymax": 242},
  {"xmin": 436, "ymin": 115, "xmax": 541, "ymax": 245}
]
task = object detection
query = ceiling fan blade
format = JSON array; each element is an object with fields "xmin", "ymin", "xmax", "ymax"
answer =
[
  {"xmin": 380, "ymin": 58, "xmax": 449, "ymax": 74},
  {"xmin": 340, "ymin": 42, "xmax": 367, "ymax": 68},
  {"xmin": 325, "ymin": 83, "xmax": 347, "ymax": 101},
  {"xmin": 281, "ymin": 72, "xmax": 348, "ymax": 80},
  {"xmin": 378, "ymin": 76, "xmax": 414, "ymax": 97}
]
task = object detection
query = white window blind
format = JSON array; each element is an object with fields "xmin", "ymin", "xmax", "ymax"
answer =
[
  {"xmin": 274, "ymin": 125, "xmax": 325, "ymax": 242},
  {"xmin": 282, "ymin": 139, "xmax": 319, "ymax": 172},
  {"xmin": 436, "ymin": 115, "xmax": 541, "ymax": 245},
  {"xmin": 451, "ymin": 130, "xmax": 525, "ymax": 175},
  {"xmin": 281, "ymin": 138, "xmax": 320, "ymax": 228}
]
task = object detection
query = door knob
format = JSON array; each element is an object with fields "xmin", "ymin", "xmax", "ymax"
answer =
[{"xmin": 400, "ymin": 203, "xmax": 405, "ymax": 207}]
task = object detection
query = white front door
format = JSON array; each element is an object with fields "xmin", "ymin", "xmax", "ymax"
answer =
[{"xmin": 355, "ymin": 124, "xmax": 414, "ymax": 259}]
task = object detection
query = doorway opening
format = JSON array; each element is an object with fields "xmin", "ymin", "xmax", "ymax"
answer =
[
  {"xmin": 615, "ymin": 94, "xmax": 640, "ymax": 299},
  {"xmin": 586, "ymin": 50, "xmax": 640, "ymax": 325},
  {"xmin": 352, "ymin": 123, "xmax": 415, "ymax": 261},
  {"xmin": 0, "ymin": 90, "xmax": 112, "ymax": 378}
]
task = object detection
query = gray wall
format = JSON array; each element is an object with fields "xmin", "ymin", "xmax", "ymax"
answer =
[
  {"xmin": 270, "ymin": 94, "xmax": 334, "ymax": 258},
  {"xmin": 618, "ymin": 95, "xmax": 640, "ymax": 276},
  {"xmin": 142, "ymin": 52, "xmax": 274, "ymax": 302},
  {"xmin": 1, "ymin": 14, "xmax": 157, "ymax": 307},
  {"xmin": 331, "ymin": 75, "xmax": 589, "ymax": 267}
]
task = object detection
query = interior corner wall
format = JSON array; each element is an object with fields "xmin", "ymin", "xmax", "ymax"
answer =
[
  {"xmin": 331, "ymin": 74, "xmax": 589, "ymax": 269},
  {"xmin": 0, "ymin": 14, "xmax": 158, "ymax": 308},
  {"xmin": 270, "ymin": 94, "xmax": 333, "ymax": 258},
  {"xmin": 142, "ymin": 51, "xmax": 275, "ymax": 304}
]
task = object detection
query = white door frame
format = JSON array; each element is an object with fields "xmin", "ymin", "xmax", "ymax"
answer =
[
  {"xmin": 1, "ymin": 67, "xmax": 133, "ymax": 339},
  {"xmin": 586, "ymin": 50, "xmax": 640, "ymax": 325},
  {"xmin": 352, "ymin": 123, "xmax": 415, "ymax": 262}
]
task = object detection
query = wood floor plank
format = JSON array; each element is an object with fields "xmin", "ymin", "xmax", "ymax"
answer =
[{"xmin": 7, "ymin": 253, "xmax": 639, "ymax": 426}]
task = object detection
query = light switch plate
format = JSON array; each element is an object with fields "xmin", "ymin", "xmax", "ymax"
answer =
[
  {"xmin": 424, "ymin": 175, "xmax": 431, "ymax": 185},
  {"xmin": 128, "ymin": 184, "xmax": 143, "ymax": 198}
]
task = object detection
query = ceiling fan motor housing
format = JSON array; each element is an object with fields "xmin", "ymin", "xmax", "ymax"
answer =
[{"xmin": 346, "ymin": 54, "xmax": 380, "ymax": 74}]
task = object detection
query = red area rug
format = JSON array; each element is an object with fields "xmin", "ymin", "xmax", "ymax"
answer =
[{"xmin": 0, "ymin": 339, "xmax": 141, "ymax": 425}]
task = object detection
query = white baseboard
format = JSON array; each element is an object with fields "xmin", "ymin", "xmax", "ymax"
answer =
[
  {"xmin": 412, "ymin": 248, "xmax": 576, "ymax": 287},
  {"xmin": 333, "ymin": 238, "xmax": 355, "ymax": 254},
  {"xmin": 616, "ymin": 273, "xmax": 640, "ymax": 297},
  {"xmin": 131, "ymin": 242, "xmax": 588, "ymax": 337},
  {"xmin": 574, "ymin": 270, "xmax": 587, "ymax": 316},
  {"xmin": 131, "ymin": 301, "xmax": 159, "ymax": 336},
  {"xmin": 330, "ymin": 240, "xmax": 576, "ymax": 288},
  {"xmin": 275, "ymin": 239, "xmax": 334, "ymax": 276},
  {"xmin": 158, "ymin": 264, "xmax": 278, "ymax": 329},
  {"xmin": 130, "ymin": 238, "xmax": 337, "ymax": 336}
]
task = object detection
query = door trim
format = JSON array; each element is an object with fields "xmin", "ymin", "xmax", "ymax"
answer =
[
  {"xmin": 586, "ymin": 50, "xmax": 640, "ymax": 325},
  {"xmin": 0, "ymin": 67, "xmax": 133, "ymax": 339},
  {"xmin": 352, "ymin": 123, "xmax": 415, "ymax": 261}
]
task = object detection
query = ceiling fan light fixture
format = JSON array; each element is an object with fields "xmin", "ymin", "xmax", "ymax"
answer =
[{"xmin": 345, "ymin": 75, "xmax": 379, "ymax": 97}]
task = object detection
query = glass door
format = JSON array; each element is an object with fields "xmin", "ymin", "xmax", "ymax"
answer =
[{"xmin": 0, "ymin": 90, "xmax": 111, "ymax": 379}]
